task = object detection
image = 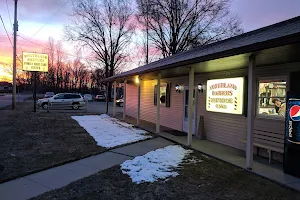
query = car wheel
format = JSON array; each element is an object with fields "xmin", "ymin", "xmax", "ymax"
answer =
[
  {"xmin": 42, "ymin": 103, "xmax": 48, "ymax": 110},
  {"xmin": 72, "ymin": 103, "xmax": 79, "ymax": 110}
]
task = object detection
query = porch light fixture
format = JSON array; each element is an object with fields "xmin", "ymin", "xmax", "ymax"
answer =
[
  {"xmin": 135, "ymin": 77, "xmax": 139, "ymax": 84},
  {"xmin": 197, "ymin": 83, "xmax": 204, "ymax": 93},
  {"xmin": 175, "ymin": 84, "xmax": 180, "ymax": 93}
]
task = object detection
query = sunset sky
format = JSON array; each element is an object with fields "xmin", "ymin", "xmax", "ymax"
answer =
[{"xmin": 1, "ymin": 0, "xmax": 300, "ymax": 81}]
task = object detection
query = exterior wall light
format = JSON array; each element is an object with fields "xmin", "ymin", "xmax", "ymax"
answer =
[
  {"xmin": 175, "ymin": 84, "xmax": 180, "ymax": 93},
  {"xmin": 135, "ymin": 77, "xmax": 139, "ymax": 84},
  {"xmin": 197, "ymin": 83, "xmax": 204, "ymax": 93}
]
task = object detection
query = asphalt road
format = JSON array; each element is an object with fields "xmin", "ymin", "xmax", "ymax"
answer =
[
  {"xmin": 86, "ymin": 101, "xmax": 123, "ymax": 114},
  {"xmin": 35, "ymin": 100, "xmax": 124, "ymax": 115},
  {"xmin": 0, "ymin": 93, "xmax": 32, "ymax": 108}
]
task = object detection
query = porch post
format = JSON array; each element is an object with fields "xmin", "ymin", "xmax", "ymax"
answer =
[
  {"xmin": 188, "ymin": 67, "xmax": 194, "ymax": 146},
  {"xmin": 246, "ymin": 55, "xmax": 256, "ymax": 169},
  {"xmin": 137, "ymin": 77, "xmax": 141, "ymax": 126},
  {"xmin": 113, "ymin": 80, "xmax": 117, "ymax": 117},
  {"xmin": 156, "ymin": 73, "xmax": 161, "ymax": 133},
  {"xmin": 123, "ymin": 80, "xmax": 127, "ymax": 120}
]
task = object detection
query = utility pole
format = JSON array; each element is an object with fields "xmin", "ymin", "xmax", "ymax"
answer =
[
  {"xmin": 145, "ymin": 0, "xmax": 149, "ymax": 64},
  {"xmin": 12, "ymin": 0, "xmax": 18, "ymax": 110}
]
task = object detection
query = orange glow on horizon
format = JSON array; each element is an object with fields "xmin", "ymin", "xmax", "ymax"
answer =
[{"xmin": 0, "ymin": 55, "xmax": 12, "ymax": 82}]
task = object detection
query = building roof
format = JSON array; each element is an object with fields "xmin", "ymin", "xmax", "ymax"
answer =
[{"xmin": 106, "ymin": 16, "xmax": 300, "ymax": 81}]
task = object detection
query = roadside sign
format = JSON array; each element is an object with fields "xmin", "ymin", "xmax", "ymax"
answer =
[{"xmin": 22, "ymin": 52, "xmax": 48, "ymax": 72}]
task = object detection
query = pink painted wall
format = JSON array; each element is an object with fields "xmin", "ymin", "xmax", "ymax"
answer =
[
  {"xmin": 125, "ymin": 83, "xmax": 138, "ymax": 118},
  {"xmin": 125, "ymin": 78, "xmax": 185, "ymax": 131}
]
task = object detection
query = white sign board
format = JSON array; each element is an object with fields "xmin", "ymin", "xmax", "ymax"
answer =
[
  {"xmin": 22, "ymin": 52, "xmax": 48, "ymax": 72},
  {"xmin": 206, "ymin": 77, "xmax": 245, "ymax": 115}
]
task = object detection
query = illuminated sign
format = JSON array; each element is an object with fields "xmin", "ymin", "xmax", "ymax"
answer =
[
  {"xmin": 22, "ymin": 52, "xmax": 48, "ymax": 72},
  {"xmin": 206, "ymin": 77, "xmax": 244, "ymax": 114}
]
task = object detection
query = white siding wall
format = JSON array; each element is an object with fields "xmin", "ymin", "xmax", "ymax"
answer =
[
  {"xmin": 125, "ymin": 84, "xmax": 138, "ymax": 118},
  {"xmin": 195, "ymin": 70, "xmax": 248, "ymax": 150},
  {"xmin": 139, "ymin": 78, "xmax": 186, "ymax": 131},
  {"xmin": 124, "ymin": 62, "xmax": 300, "ymax": 153}
]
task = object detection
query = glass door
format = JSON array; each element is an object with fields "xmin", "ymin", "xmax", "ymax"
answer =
[{"xmin": 183, "ymin": 88, "xmax": 196, "ymax": 134}]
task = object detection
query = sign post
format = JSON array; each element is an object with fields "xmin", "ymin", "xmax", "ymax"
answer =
[
  {"xmin": 33, "ymin": 72, "xmax": 37, "ymax": 112},
  {"xmin": 22, "ymin": 52, "xmax": 48, "ymax": 112}
]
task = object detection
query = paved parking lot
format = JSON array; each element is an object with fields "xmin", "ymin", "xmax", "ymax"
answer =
[
  {"xmin": 0, "ymin": 94, "xmax": 32, "ymax": 108},
  {"xmin": 87, "ymin": 101, "xmax": 123, "ymax": 114},
  {"xmin": 37, "ymin": 101, "xmax": 123, "ymax": 115}
]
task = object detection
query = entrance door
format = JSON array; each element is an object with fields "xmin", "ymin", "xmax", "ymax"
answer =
[{"xmin": 183, "ymin": 88, "xmax": 197, "ymax": 134}]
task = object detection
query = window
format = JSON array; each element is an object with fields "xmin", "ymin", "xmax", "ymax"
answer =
[
  {"xmin": 160, "ymin": 84, "xmax": 167, "ymax": 104},
  {"xmin": 71, "ymin": 94, "xmax": 81, "ymax": 99},
  {"xmin": 257, "ymin": 78, "xmax": 287, "ymax": 117},
  {"xmin": 54, "ymin": 94, "xmax": 65, "ymax": 99},
  {"xmin": 154, "ymin": 83, "xmax": 171, "ymax": 107}
]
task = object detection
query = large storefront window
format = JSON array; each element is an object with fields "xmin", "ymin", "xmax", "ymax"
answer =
[{"xmin": 257, "ymin": 78, "xmax": 287, "ymax": 117}]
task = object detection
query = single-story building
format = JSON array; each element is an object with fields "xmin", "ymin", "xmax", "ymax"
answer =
[
  {"xmin": 0, "ymin": 82, "xmax": 12, "ymax": 93},
  {"xmin": 106, "ymin": 16, "xmax": 300, "ymax": 171}
]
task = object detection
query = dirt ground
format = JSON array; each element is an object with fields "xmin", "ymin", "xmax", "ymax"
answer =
[
  {"xmin": 32, "ymin": 150, "xmax": 300, "ymax": 200},
  {"xmin": 0, "ymin": 103, "xmax": 106, "ymax": 183}
]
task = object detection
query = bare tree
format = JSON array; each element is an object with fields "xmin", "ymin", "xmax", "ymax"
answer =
[
  {"xmin": 66, "ymin": 0, "xmax": 135, "ymax": 100},
  {"xmin": 137, "ymin": 0, "xmax": 243, "ymax": 57},
  {"xmin": 44, "ymin": 38, "xmax": 56, "ymax": 90},
  {"xmin": 55, "ymin": 41, "xmax": 66, "ymax": 90}
]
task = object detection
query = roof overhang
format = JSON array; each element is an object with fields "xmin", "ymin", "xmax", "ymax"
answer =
[{"xmin": 103, "ymin": 21, "xmax": 300, "ymax": 83}]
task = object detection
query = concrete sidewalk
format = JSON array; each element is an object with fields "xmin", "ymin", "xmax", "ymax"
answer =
[{"xmin": 0, "ymin": 137, "xmax": 174, "ymax": 200}]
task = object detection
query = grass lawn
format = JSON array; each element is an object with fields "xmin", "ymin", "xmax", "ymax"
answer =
[
  {"xmin": 32, "ymin": 150, "xmax": 300, "ymax": 200},
  {"xmin": 0, "ymin": 103, "xmax": 106, "ymax": 183}
]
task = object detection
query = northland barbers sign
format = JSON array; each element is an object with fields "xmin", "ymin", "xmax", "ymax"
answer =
[{"xmin": 206, "ymin": 77, "xmax": 245, "ymax": 115}]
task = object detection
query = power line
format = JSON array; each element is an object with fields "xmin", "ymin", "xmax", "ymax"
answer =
[
  {"xmin": 0, "ymin": 14, "xmax": 13, "ymax": 48},
  {"xmin": 6, "ymin": 0, "xmax": 13, "ymax": 29},
  {"xmin": 18, "ymin": 34, "xmax": 46, "ymax": 48},
  {"xmin": 18, "ymin": 34, "xmax": 93, "ymax": 59},
  {"xmin": 0, "ymin": 15, "xmax": 22, "ymax": 67},
  {"xmin": 25, "ymin": 0, "xmax": 71, "ymax": 43}
]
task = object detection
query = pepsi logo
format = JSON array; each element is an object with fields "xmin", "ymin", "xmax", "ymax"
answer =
[{"xmin": 290, "ymin": 105, "xmax": 300, "ymax": 121}]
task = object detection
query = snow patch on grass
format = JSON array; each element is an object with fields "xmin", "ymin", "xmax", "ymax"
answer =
[
  {"xmin": 71, "ymin": 115, "xmax": 151, "ymax": 148},
  {"xmin": 121, "ymin": 145, "xmax": 193, "ymax": 184}
]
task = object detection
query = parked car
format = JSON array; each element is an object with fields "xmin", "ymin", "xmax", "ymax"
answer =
[
  {"xmin": 37, "ymin": 93, "xmax": 85, "ymax": 110},
  {"xmin": 44, "ymin": 92, "xmax": 54, "ymax": 98},
  {"xmin": 95, "ymin": 94, "xmax": 106, "ymax": 101},
  {"xmin": 84, "ymin": 94, "xmax": 93, "ymax": 101},
  {"xmin": 116, "ymin": 98, "xmax": 124, "ymax": 107}
]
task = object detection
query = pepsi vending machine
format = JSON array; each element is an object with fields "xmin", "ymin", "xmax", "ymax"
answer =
[{"xmin": 283, "ymin": 91, "xmax": 300, "ymax": 177}]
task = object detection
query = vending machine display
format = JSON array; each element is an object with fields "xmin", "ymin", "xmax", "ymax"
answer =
[{"xmin": 283, "ymin": 91, "xmax": 300, "ymax": 177}]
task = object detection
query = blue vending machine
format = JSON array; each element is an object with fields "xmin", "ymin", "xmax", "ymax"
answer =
[{"xmin": 283, "ymin": 91, "xmax": 300, "ymax": 177}]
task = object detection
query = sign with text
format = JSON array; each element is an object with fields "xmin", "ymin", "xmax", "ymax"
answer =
[
  {"xmin": 206, "ymin": 77, "xmax": 245, "ymax": 115},
  {"xmin": 22, "ymin": 52, "xmax": 48, "ymax": 72}
]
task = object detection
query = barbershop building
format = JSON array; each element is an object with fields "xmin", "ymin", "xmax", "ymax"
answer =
[{"xmin": 107, "ymin": 16, "xmax": 300, "ymax": 170}]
